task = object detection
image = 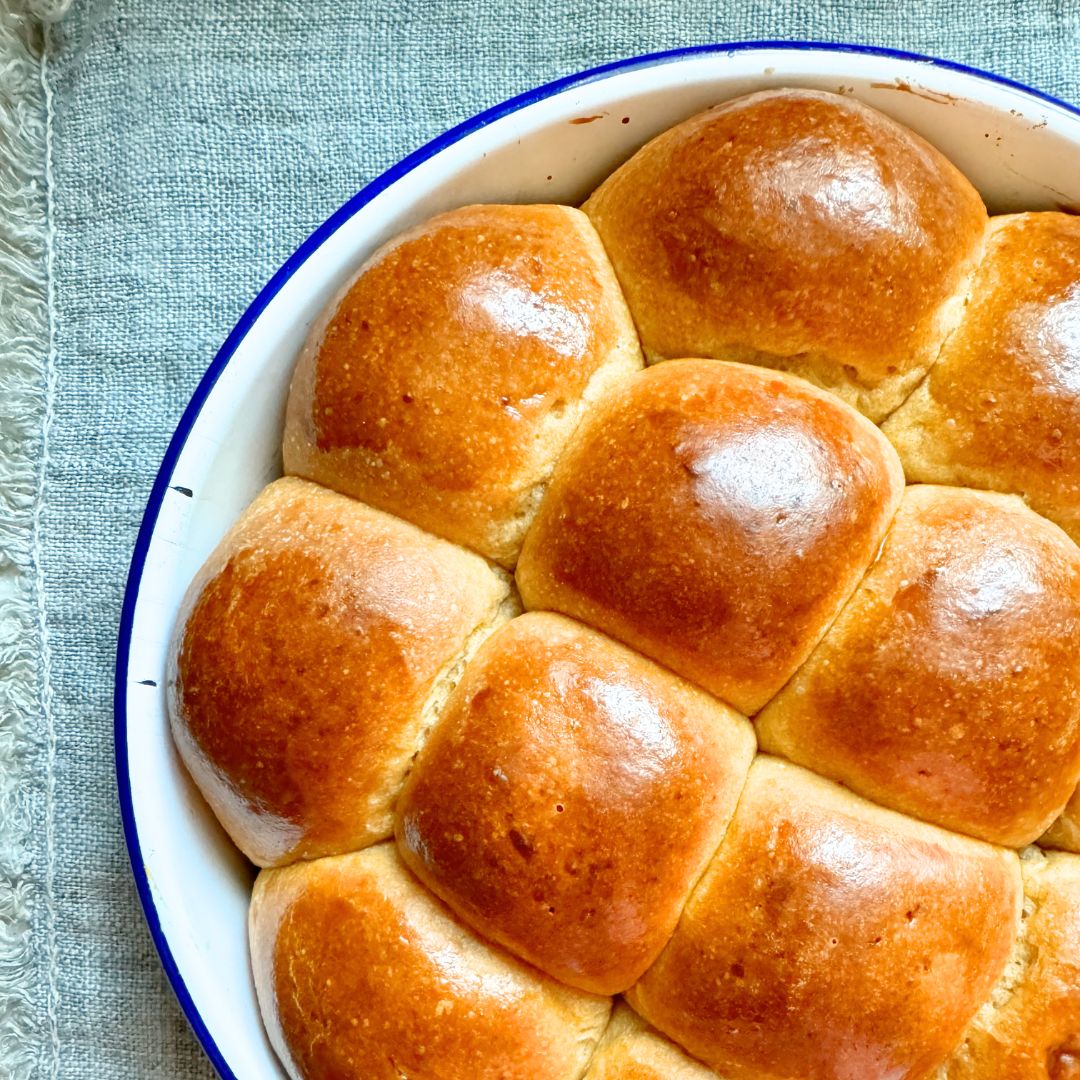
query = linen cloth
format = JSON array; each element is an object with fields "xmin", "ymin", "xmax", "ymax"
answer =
[{"xmin": 16, "ymin": 0, "xmax": 1080, "ymax": 1076}]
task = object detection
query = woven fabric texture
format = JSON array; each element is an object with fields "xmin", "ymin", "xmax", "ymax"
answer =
[{"xmin": 21, "ymin": 0, "xmax": 1080, "ymax": 1076}]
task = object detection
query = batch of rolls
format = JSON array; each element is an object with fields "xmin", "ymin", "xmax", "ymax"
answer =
[{"xmin": 169, "ymin": 88, "xmax": 1080, "ymax": 1080}]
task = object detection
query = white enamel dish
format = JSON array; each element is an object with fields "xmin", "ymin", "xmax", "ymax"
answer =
[{"xmin": 115, "ymin": 42, "xmax": 1080, "ymax": 1079}]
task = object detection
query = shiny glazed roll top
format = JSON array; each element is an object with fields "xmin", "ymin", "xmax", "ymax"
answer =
[
  {"xmin": 283, "ymin": 203, "xmax": 643, "ymax": 567},
  {"xmin": 394, "ymin": 611, "xmax": 756, "ymax": 994},
  {"xmin": 884, "ymin": 212, "xmax": 1080, "ymax": 545},
  {"xmin": 628, "ymin": 757, "xmax": 1022, "ymax": 1080},
  {"xmin": 516, "ymin": 359, "xmax": 905, "ymax": 714},
  {"xmin": 249, "ymin": 844, "xmax": 611, "ymax": 1080},
  {"xmin": 758, "ymin": 485, "xmax": 1080, "ymax": 847},
  {"xmin": 168, "ymin": 477, "xmax": 510, "ymax": 867},
  {"xmin": 584, "ymin": 88, "xmax": 987, "ymax": 420}
]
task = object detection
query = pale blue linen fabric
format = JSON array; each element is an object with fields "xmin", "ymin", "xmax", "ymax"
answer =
[{"xmin": 39, "ymin": 1, "xmax": 1079, "ymax": 1075}]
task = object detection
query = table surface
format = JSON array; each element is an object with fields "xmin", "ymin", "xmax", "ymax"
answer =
[{"xmin": 9, "ymin": 0, "xmax": 1080, "ymax": 1076}]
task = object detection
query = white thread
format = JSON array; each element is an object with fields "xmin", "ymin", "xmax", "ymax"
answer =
[{"xmin": 35, "ymin": 15, "xmax": 62, "ymax": 1079}]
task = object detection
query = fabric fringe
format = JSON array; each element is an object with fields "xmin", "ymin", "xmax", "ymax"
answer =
[{"xmin": 0, "ymin": 2, "xmax": 68, "ymax": 1077}]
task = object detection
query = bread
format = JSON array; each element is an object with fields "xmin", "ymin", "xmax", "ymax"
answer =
[
  {"xmin": 165, "ymin": 86, "xmax": 1080, "ymax": 1080},
  {"xmin": 394, "ymin": 611, "xmax": 755, "ymax": 994},
  {"xmin": 940, "ymin": 848, "xmax": 1080, "ymax": 1079},
  {"xmin": 883, "ymin": 213, "xmax": 1080, "ymax": 543},
  {"xmin": 283, "ymin": 203, "xmax": 642, "ymax": 567},
  {"xmin": 249, "ymin": 844, "xmax": 611, "ymax": 1080},
  {"xmin": 517, "ymin": 358, "xmax": 904, "ymax": 714},
  {"xmin": 583, "ymin": 88, "xmax": 987, "ymax": 421},
  {"xmin": 628, "ymin": 757, "xmax": 1022, "ymax": 1080},
  {"xmin": 757, "ymin": 485, "xmax": 1080, "ymax": 847},
  {"xmin": 168, "ymin": 477, "xmax": 510, "ymax": 866},
  {"xmin": 582, "ymin": 1003, "xmax": 718, "ymax": 1079}
]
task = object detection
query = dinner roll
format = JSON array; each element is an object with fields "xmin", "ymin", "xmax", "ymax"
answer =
[
  {"xmin": 168, "ymin": 477, "xmax": 510, "ymax": 867},
  {"xmin": 628, "ymin": 757, "xmax": 1021, "ymax": 1080},
  {"xmin": 250, "ymin": 844, "xmax": 610, "ymax": 1080},
  {"xmin": 395, "ymin": 612, "xmax": 756, "ymax": 994},
  {"xmin": 283, "ymin": 203, "xmax": 643, "ymax": 567},
  {"xmin": 757, "ymin": 485, "xmax": 1080, "ymax": 847},
  {"xmin": 516, "ymin": 359, "xmax": 904, "ymax": 714},
  {"xmin": 583, "ymin": 1003, "xmax": 719, "ymax": 1080},
  {"xmin": 584, "ymin": 88, "xmax": 987, "ymax": 421},
  {"xmin": 941, "ymin": 849, "xmax": 1080, "ymax": 1079},
  {"xmin": 884, "ymin": 213, "xmax": 1080, "ymax": 543},
  {"xmin": 1043, "ymin": 790, "xmax": 1080, "ymax": 855}
]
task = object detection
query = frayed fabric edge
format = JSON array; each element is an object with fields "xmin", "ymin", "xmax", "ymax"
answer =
[{"xmin": 0, "ymin": 3, "xmax": 68, "ymax": 1078}]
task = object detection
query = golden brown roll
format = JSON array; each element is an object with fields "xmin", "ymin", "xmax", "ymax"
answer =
[
  {"xmin": 584, "ymin": 88, "xmax": 987, "ymax": 421},
  {"xmin": 884, "ymin": 213, "xmax": 1080, "ymax": 543},
  {"xmin": 168, "ymin": 477, "xmax": 510, "ymax": 867},
  {"xmin": 757, "ymin": 485, "xmax": 1080, "ymax": 847},
  {"xmin": 628, "ymin": 757, "xmax": 1022, "ymax": 1080},
  {"xmin": 394, "ymin": 611, "xmax": 756, "ymax": 994},
  {"xmin": 283, "ymin": 203, "xmax": 643, "ymax": 567},
  {"xmin": 942, "ymin": 849, "xmax": 1080, "ymax": 1080},
  {"xmin": 1042, "ymin": 790, "xmax": 1080, "ymax": 856},
  {"xmin": 250, "ymin": 844, "xmax": 610, "ymax": 1080},
  {"xmin": 516, "ymin": 359, "xmax": 904, "ymax": 714},
  {"xmin": 583, "ymin": 1003, "xmax": 719, "ymax": 1080}
]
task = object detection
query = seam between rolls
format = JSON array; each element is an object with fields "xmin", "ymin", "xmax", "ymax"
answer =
[
  {"xmin": 876, "ymin": 216, "xmax": 992, "ymax": 429},
  {"xmin": 569, "ymin": 1004, "xmax": 616, "ymax": 1080},
  {"xmin": 396, "ymin": 571, "xmax": 520, "ymax": 805},
  {"xmin": 640, "ymin": 740, "xmax": 760, "ymax": 984},
  {"xmin": 751, "ymin": 480, "xmax": 903, "ymax": 724},
  {"xmin": 939, "ymin": 848, "xmax": 1037, "ymax": 1073}
]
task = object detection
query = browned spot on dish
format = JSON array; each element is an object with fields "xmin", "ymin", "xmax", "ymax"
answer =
[
  {"xmin": 870, "ymin": 80, "xmax": 958, "ymax": 105},
  {"xmin": 569, "ymin": 115, "xmax": 605, "ymax": 125}
]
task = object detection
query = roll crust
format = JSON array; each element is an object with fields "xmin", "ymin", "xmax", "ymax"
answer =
[
  {"xmin": 395, "ymin": 612, "xmax": 756, "ymax": 994},
  {"xmin": 628, "ymin": 757, "xmax": 1022, "ymax": 1080},
  {"xmin": 168, "ymin": 477, "xmax": 509, "ymax": 867},
  {"xmin": 283, "ymin": 203, "xmax": 643, "ymax": 567},
  {"xmin": 584, "ymin": 88, "xmax": 987, "ymax": 420},
  {"xmin": 249, "ymin": 845, "xmax": 611, "ymax": 1080},
  {"xmin": 758, "ymin": 485, "xmax": 1080, "ymax": 847},
  {"xmin": 516, "ymin": 359, "xmax": 905, "ymax": 714},
  {"xmin": 884, "ymin": 213, "xmax": 1080, "ymax": 543}
]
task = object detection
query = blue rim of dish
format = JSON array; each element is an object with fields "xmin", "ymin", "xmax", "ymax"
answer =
[{"xmin": 114, "ymin": 40, "xmax": 1080, "ymax": 1080}]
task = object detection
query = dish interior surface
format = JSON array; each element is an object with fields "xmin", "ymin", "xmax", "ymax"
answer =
[{"xmin": 116, "ymin": 44, "xmax": 1080, "ymax": 1079}]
